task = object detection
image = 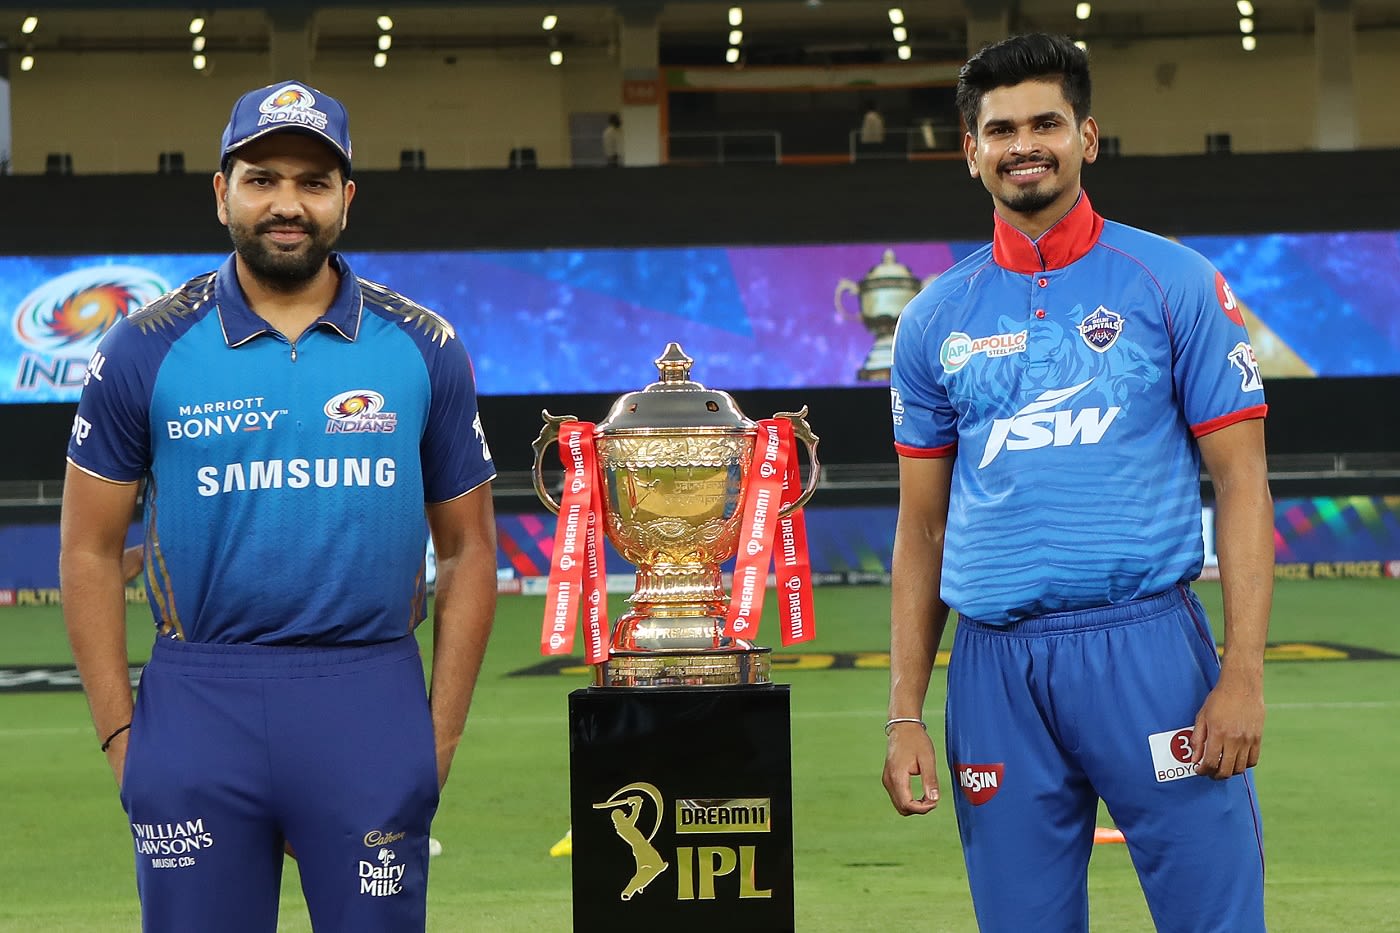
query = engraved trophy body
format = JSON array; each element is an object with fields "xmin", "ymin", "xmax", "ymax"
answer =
[
  {"xmin": 533, "ymin": 343, "xmax": 819, "ymax": 687},
  {"xmin": 835, "ymin": 248, "xmax": 937, "ymax": 381}
]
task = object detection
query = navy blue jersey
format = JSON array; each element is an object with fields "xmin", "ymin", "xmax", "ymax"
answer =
[
  {"xmin": 891, "ymin": 194, "xmax": 1266, "ymax": 622},
  {"xmin": 67, "ymin": 254, "xmax": 495, "ymax": 645}
]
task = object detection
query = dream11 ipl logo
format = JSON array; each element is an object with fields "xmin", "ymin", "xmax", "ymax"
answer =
[{"xmin": 12, "ymin": 266, "xmax": 168, "ymax": 393}]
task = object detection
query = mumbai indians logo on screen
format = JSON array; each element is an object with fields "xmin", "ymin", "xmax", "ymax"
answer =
[
  {"xmin": 259, "ymin": 84, "xmax": 329, "ymax": 131},
  {"xmin": 12, "ymin": 265, "xmax": 168, "ymax": 391}
]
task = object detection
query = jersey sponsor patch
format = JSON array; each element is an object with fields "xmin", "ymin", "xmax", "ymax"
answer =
[
  {"xmin": 939, "ymin": 330, "xmax": 1027, "ymax": 374},
  {"xmin": 1215, "ymin": 271, "xmax": 1244, "ymax": 326},
  {"xmin": 359, "ymin": 845, "xmax": 407, "ymax": 897},
  {"xmin": 195, "ymin": 456, "xmax": 398, "ymax": 496},
  {"xmin": 166, "ymin": 396, "xmax": 290, "ymax": 440},
  {"xmin": 71, "ymin": 413, "xmax": 92, "ymax": 446},
  {"xmin": 472, "ymin": 411, "xmax": 493, "ymax": 462},
  {"xmin": 890, "ymin": 387, "xmax": 904, "ymax": 425},
  {"xmin": 1077, "ymin": 305, "xmax": 1124, "ymax": 353},
  {"xmin": 955, "ymin": 763, "xmax": 1004, "ymax": 805},
  {"xmin": 131, "ymin": 816, "xmax": 215, "ymax": 870},
  {"xmin": 1147, "ymin": 726, "xmax": 1201, "ymax": 783},
  {"xmin": 1227, "ymin": 342, "xmax": 1263, "ymax": 392},
  {"xmin": 978, "ymin": 380, "xmax": 1121, "ymax": 468}
]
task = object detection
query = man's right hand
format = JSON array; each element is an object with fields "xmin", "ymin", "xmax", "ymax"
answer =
[{"xmin": 882, "ymin": 723, "xmax": 941, "ymax": 815}]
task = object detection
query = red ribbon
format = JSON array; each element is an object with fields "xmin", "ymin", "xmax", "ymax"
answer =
[
  {"xmin": 774, "ymin": 432, "xmax": 815, "ymax": 646},
  {"xmin": 541, "ymin": 422, "xmax": 609, "ymax": 662},
  {"xmin": 724, "ymin": 419, "xmax": 815, "ymax": 644}
]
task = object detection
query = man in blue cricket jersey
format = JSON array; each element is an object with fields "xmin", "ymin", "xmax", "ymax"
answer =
[
  {"xmin": 881, "ymin": 35, "xmax": 1272, "ymax": 931},
  {"xmin": 60, "ymin": 80, "xmax": 498, "ymax": 932}
]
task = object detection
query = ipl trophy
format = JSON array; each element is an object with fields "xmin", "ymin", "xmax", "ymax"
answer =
[
  {"xmin": 835, "ymin": 248, "xmax": 937, "ymax": 381},
  {"xmin": 532, "ymin": 342, "xmax": 820, "ymax": 687}
]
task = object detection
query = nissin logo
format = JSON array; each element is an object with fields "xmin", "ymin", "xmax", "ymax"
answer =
[
  {"xmin": 956, "ymin": 764, "xmax": 1004, "ymax": 806},
  {"xmin": 978, "ymin": 380, "xmax": 1120, "ymax": 469}
]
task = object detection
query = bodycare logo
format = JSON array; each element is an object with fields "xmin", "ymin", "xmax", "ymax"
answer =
[{"xmin": 956, "ymin": 763, "xmax": 1004, "ymax": 806}]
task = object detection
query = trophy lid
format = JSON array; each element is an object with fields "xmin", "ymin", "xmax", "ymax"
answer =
[
  {"xmin": 864, "ymin": 248, "xmax": 919, "ymax": 285},
  {"xmin": 598, "ymin": 343, "xmax": 754, "ymax": 432}
]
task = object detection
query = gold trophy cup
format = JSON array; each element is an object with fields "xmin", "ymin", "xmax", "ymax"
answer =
[
  {"xmin": 835, "ymin": 248, "xmax": 937, "ymax": 381},
  {"xmin": 532, "ymin": 343, "xmax": 820, "ymax": 687}
]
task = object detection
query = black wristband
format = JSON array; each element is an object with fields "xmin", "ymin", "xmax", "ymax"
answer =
[{"xmin": 101, "ymin": 723, "xmax": 131, "ymax": 752}]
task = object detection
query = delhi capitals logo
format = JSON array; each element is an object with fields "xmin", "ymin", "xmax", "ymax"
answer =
[{"xmin": 1077, "ymin": 305, "xmax": 1124, "ymax": 353}]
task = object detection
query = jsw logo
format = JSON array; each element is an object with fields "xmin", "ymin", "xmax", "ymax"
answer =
[{"xmin": 978, "ymin": 380, "xmax": 1121, "ymax": 468}]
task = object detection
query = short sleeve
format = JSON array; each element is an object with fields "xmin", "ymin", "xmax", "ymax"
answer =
[
  {"xmin": 1168, "ymin": 258, "xmax": 1268, "ymax": 437},
  {"xmin": 420, "ymin": 337, "xmax": 496, "ymax": 502},
  {"xmin": 66, "ymin": 318, "xmax": 153, "ymax": 483},
  {"xmin": 890, "ymin": 301, "xmax": 958, "ymax": 458}
]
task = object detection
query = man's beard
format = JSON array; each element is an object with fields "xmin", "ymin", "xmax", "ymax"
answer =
[
  {"xmin": 228, "ymin": 215, "xmax": 340, "ymax": 291},
  {"xmin": 999, "ymin": 185, "xmax": 1062, "ymax": 215},
  {"xmin": 996, "ymin": 158, "xmax": 1062, "ymax": 215}
]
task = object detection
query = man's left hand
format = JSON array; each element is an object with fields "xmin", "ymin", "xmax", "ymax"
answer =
[{"xmin": 1191, "ymin": 672, "xmax": 1264, "ymax": 779}]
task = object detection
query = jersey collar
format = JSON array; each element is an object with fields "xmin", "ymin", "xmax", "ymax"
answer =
[
  {"xmin": 991, "ymin": 191, "xmax": 1104, "ymax": 274},
  {"xmin": 214, "ymin": 252, "xmax": 363, "ymax": 347}
]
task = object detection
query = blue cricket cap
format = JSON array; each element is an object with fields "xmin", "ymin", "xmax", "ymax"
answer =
[{"xmin": 219, "ymin": 80, "xmax": 352, "ymax": 176}]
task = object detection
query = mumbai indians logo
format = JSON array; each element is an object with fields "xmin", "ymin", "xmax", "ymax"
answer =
[
  {"xmin": 324, "ymin": 389, "xmax": 398, "ymax": 434},
  {"xmin": 1077, "ymin": 305, "xmax": 1124, "ymax": 353},
  {"xmin": 259, "ymin": 84, "xmax": 329, "ymax": 131},
  {"xmin": 13, "ymin": 266, "xmax": 167, "ymax": 353}
]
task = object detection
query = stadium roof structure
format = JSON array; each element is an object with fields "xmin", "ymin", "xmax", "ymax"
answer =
[{"xmin": 1, "ymin": 1, "xmax": 1398, "ymax": 66}]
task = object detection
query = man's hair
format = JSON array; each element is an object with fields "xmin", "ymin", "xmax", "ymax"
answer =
[{"xmin": 955, "ymin": 34, "xmax": 1091, "ymax": 135}]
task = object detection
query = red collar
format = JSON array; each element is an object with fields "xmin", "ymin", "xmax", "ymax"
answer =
[{"xmin": 991, "ymin": 192, "xmax": 1104, "ymax": 273}]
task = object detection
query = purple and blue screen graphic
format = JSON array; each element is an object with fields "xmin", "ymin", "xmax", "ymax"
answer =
[
  {"xmin": 2, "ymin": 231, "xmax": 1398, "ymax": 403},
  {"xmin": 3, "ymin": 497, "xmax": 1396, "ymax": 591}
]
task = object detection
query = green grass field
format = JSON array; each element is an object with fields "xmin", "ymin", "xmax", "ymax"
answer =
[{"xmin": 2, "ymin": 580, "xmax": 1397, "ymax": 932}]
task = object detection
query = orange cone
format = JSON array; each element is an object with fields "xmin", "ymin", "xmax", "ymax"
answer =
[{"xmin": 1094, "ymin": 827, "xmax": 1126, "ymax": 845}]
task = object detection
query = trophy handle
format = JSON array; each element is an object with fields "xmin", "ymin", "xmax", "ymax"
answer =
[
  {"xmin": 530, "ymin": 410, "xmax": 578, "ymax": 515},
  {"xmin": 834, "ymin": 278, "xmax": 861, "ymax": 321},
  {"xmin": 773, "ymin": 407, "xmax": 821, "ymax": 516}
]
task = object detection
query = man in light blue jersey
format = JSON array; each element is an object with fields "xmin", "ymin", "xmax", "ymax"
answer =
[
  {"xmin": 880, "ymin": 35, "xmax": 1272, "ymax": 932},
  {"xmin": 60, "ymin": 80, "xmax": 498, "ymax": 932}
]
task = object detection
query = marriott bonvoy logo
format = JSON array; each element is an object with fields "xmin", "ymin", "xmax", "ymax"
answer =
[{"xmin": 166, "ymin": 395, "xmax": 289, "ymax": 440}]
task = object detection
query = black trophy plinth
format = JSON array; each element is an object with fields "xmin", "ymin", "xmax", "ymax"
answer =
[{"xmin": 568, "ymin": 683, "xmax": 795, "ymax": 932}]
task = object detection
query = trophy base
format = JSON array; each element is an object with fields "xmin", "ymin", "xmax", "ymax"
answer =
[{"xmin": 595, "ymin": 648, "xmax": 772, "ymax": 687}]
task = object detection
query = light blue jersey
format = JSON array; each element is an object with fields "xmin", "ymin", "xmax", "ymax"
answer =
[
  {"xmin": 67, "ymin": 253, "xmax": 495, "ymax": 645},
  {"xmin": 891, "ymin": 193, "xmax": 1266, "ymax": 623}
]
